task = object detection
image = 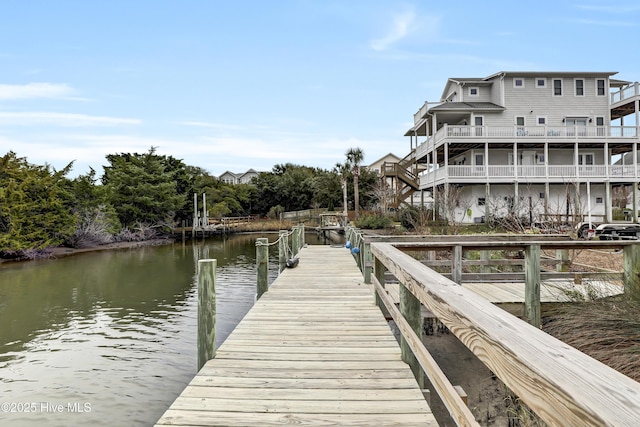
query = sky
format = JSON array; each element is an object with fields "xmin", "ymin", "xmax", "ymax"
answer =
[{"xmin": 2, "ymin": 1, "xmax": 640, "ymax": 179}]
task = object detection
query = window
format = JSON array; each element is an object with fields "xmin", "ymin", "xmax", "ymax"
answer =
[
  {"xmin": 468, "ymin": 87, "xmax": 479, "ymax": 96},
  {"xmin": 596, "ymin": 116, "xmax": 605, "ymax": 136},
  {"xmin": 513, "ymin": 78, "xmax": 524, "ymax": 88},
  {"xmin": 553, "ymin": 79, "xmax": 562, "ymax": 96},
  {"xmin": 575, "ymin": 79, "xmax": 584, "ymax": 96},
  {"xmin": 597, "ymin": 79, "xmax": 606, "ymax": 96},
  {"xmin": 539, "ymin": 192, "xmax": 545, "ymax": 199},
  {"xmin": 596, "ymin": 197, "xmax": 603, "ymax": 204},
  {"xmin": 535, "ymin": 153, "xmax": 545, "ymax": 164},
  {"xmin": 475, "ymin": 153, "xmax": 484, "ymax": 165},
  {"xmin": 578, "ymin": 153, "xmax": 594, "ymax": 166},
  {"xmin": 478, "ymin": 197, "xmax": 485, "ymax": 206},
  {"xmin": 516, "ymin": 116, "xmax": 525, "ymax": 135},
  {"xmin": 536, "ymin": 78, "xmax": 546, "ymax": 88},
  {"xmin": 537, "ymin": 116, "xmax": 547, "ymax": 125}
]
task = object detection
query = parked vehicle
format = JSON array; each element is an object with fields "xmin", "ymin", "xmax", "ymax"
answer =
[{"xmin": 595, "ymin": 223, "xmax": 640, "ymax": 240}]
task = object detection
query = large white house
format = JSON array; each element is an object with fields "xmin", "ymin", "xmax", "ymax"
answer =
[{"xmin": 386, "ymin": 71, "xmax": 640, "ymax": 227}]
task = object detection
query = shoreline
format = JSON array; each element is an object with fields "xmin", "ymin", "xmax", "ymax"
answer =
[{"xmin": 0, "ymin": 238, "xmax": 175, "ymax": 266}]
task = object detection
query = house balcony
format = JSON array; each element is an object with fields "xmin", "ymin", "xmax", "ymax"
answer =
[
  {"xmin": 418, "ymin": 164, "xmax": 639, "ymax": 187},
  {"xmin": 414, "ymin": 125, "xmax": 639, "ymax": 162}
]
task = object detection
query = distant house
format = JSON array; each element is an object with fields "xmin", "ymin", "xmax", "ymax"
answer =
[
  {"xmin": 367, "ymin": 153, "xmax": 401, "ymax": 174},
  {"xmin": 218, "ymin": 169, "xmax": 261, "ymax": 185},
  {"xmin": 387, "ymin": 71, "xmax": 640, "ymax": 225}
]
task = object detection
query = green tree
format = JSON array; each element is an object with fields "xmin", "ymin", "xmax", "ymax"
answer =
[
  {"xmin": 67, "ymin": 168, "xmax": 121, "ymax": 247},
  {"xmin": 346, "ymin": 147, "xmax": 364, "ymax": 219},
  {"xmin": 0, "ymin": 152, "xmax": 76, "ymax": 253},
  {"xmin": 101, "ymin": 147, "xmax": 186, "ymax": 228}
]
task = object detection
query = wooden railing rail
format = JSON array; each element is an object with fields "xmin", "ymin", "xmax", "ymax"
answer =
[{"xmin": 369, "ymin": 241, "xmax": 640, "ymax": 426}]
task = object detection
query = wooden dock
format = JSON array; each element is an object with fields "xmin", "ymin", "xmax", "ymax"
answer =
[{"xmin": 155, "ymin": 245, "xmax": 436, "ymax": 426}]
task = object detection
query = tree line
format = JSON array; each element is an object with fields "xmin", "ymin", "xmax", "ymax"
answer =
[{"xmin": 0, "ymin": 147, "xmax": 378, "ymax": 257}]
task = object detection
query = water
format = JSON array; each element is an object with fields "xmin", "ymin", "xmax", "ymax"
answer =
[{"xmin": 0, "ymin": 233, "xmax": 310, "ymax": 427}]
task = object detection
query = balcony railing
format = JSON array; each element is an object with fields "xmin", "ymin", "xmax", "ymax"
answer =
[
  {"xmin": 414, "ymin": 124, "xmax": 639, "ymax": 161},
  {"xmin": 418, "ymin": 164, "xmax": 638, "ymax": 185},
  {"xmin": 611, "ymin": 82, "xmax": 640, "ymax": 105}
]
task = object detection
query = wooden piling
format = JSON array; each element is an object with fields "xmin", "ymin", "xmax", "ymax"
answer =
[
  {"xmin": 278, "ymin": 230, "xmax": 287, "ymax": 273},
  {"xmin": 292, "ymin": 226, "xmax": 300, "ymax": 257},
  {"xmin": 525, "ymin": 244, "xmax": 541, "ymax": 328},
  {"xmin": 197, "ymin": 259, "xmax": 216, "ymax": 371},
  {"xmin": 256, "ymin": 238, "xmax": 269, "ymax": 299},
  {"xmin": 400, "ymin": 282, "xmax": 424, "ymax": 389},
  {"xmin": 624, "ymin": 243, "xmax": 640, "ymax": 301}
]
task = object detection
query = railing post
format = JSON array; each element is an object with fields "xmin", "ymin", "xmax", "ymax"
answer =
[
  {"xmin": 452, "ymin": 245, "xmax": 462, "ymax": 284},
  {"xmin": 197, "ymin": 259, "xmax": 216, "ymax": 371},
  {"xmin": 292, "ymin": 226, "xmax": 300, "ymax": 257},
  {"xmin": 374, "ymin": 256, "xmax": 386, "ymax": 311},
  {"xmin": 364, "ymin": 240, "xmax": 373, "ymax": 284},
  {"xmin": 256, "ymin": 238, "xmax": 269, "ymax": 299},
  {"xmin": 300, "ymin": 223, "xmax": 305, "ymax": 247},
  {"xmin": 278, "ymin": 230, "xmax": 287, "ymax": 273},
  {"xmin": 624, "ymin": 243, "xmax": 640, "ymax": 301},
  {"xmin": 399, "ymin": 283, "xmax": 424, "ymax": 389},
  {"xmin": 556, "ymin": 249, "xmax": 569, "ymax": 272},
  {"xmin": 525, "ymin": 244, "xmax": 541, "ymax": 328}
]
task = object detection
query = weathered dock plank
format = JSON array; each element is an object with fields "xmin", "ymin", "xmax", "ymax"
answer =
[{"xmin": 155, "ymin": 245, "xmax": 436, "ymax": 427}]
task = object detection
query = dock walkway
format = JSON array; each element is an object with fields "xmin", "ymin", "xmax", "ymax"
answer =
[{"xmin": 155, "ymin": 245, "xmax": 436, "ymax": 426}]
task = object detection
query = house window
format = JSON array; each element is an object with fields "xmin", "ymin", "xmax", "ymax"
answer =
[
  {"xmin": 553, "ymin": 79, "xmax": 562, "ymax": 96},
  {"xmin": 478, "ymin": 197, "xmax": 485, "ymax": 206},
  {"xmin": 596, "ymin": 197, "xmax": 603, "ymax": 204},
  {"xmin": 578, "ymin": 153, "xmax": 594, "ymax": 166},
  {"xmin": 596, "ymin": 116, "xmax": 605, "ymax": 136},
  {"xmin": 475, "ymin": 153, "xmax": 484, "ymax": 165},
  {"xmin": 537, "ymin": 116, "xmax": 547, "ymax": 125},
  {"xmin": 535, "ymin": 153, "xmax": 545, "ymax": 164},
  {"xmin": 597, "ymin": 79, "xmax": 606, "ymax": 96},
  {"xmin": 516, "ymin": 116, "xmax": 525, "ymax": 135},
  {"xmin": 469, "ymin": 87, "xmax": 479, "ymax": 96},
  {"xmin": 513, "ymin": 78, "xmax": 524, "ymax": 88},
  {"xmin": 536, "ymin": 78, "xmax": 546, "ymax": 88},
  {"xmin": 575, "ymin": 79, "xmax": 584, "ymax": 96},
  {"xmin": 539, "ymin": 192, "xmax": 545, "ymax": 199}
]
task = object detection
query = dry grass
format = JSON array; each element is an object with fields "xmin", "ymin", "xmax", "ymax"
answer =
[{"xmin": 543, "ymin": 298, "xmax": 640, "ymax": 382}]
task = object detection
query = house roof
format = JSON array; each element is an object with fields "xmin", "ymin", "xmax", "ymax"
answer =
[{"xmin": 368, "ymin": 153, "xmax": 401, "ymax": 167}]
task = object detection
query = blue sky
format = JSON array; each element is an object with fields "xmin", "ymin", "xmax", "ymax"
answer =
[{"xmin": 2, "ymin": 1, "xmax": 640, "ymax": 178}]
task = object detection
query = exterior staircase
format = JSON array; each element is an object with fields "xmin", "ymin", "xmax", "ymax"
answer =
[{"xmin": 382, "ymin": 152, "xmax": 420, "ymax": 208}]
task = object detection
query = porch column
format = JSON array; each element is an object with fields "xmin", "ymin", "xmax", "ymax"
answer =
[
  {"xmin": 574, "ymin": 182, "xmax": 581, "ymax": 223},
  {"xmin": 514, "ymin": 182, "xmax": 519, "ymax": 215},
  {"xmin": 604, "ymin": 141, "xmax": 609, "ymax": 179},
  {"xmin": 605, "ymin": 181, "xmax": 612, "ymax": 222},
  {"xmin": 544, "ymin": 182, "xmax": 550, "ymax": 214},
  {"xmin": 575, "ymin": 141, "xmax": 579, "ymax": 179},
  {"xmin": 635, "ymin": 141, "xmax": 638, "ymax": 181},
  {"xmin": 484, "ymin": 142, "xmax": 489, "ymax": 178},
  {"xmin": 513, "ymin": 142, "xmax": 518, "ymax": 180},
  {"xmin": 485, "ymin": 183, "xmax": 490, "ymax": 222},
  {"xmin": 544, "ymin": 141, "xmax": 549, "ymax": 179},
  {"xmin": 634, "ymin": 182, "xmax": 639, "ymax": 223}
]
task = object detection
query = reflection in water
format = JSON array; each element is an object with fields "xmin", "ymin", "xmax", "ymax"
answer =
[{"xmin": 0, "ymin": 233, "xmax": 308, "ymax": 427}]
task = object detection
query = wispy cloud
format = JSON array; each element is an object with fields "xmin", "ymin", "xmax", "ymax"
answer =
[
  {"xmin": 576, "ymin": 4, "xmax": 640, "ymax": 13},
  {"xmin": 0, "ymin": 83, "xmax": 76, "ymax": 100},
  {"xmin": 370, "ymin": 10, "xmax": 416, "ymax": 51},
  {"xmin": 571, "ymin": 18, "xmax": 635, "ymax": 27},
  {"xmin": 0, "ymin": 112, "xmax": 141, "ymax": 126}
]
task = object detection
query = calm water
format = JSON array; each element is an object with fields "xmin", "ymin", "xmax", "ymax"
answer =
[{"xmin": 0, "ymin": 233, "xmax": 315, "ymax": 427}]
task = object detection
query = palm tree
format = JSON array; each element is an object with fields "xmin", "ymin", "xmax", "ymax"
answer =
[
  {"xmin": 334, "ymin": 162, "xmax": 350, "ymax": 223},
  {"xmin": 346, "ymin": 147, "xmax": 364, "ymax": 220}
]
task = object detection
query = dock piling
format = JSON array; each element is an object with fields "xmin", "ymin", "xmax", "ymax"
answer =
[
  {"xmin": 197, "ymin": 259, "xmax": 217, "ymax": 371},
  {"xmin": 256, "ymin": 238, "xmax": 269, "ymax": 299}
]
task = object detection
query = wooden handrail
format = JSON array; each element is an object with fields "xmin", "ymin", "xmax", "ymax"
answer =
[{"xmin": 370, "ymin": 242, "xmax": 640, "ymax": 426}]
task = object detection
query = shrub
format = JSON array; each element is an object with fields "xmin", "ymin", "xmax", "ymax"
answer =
[{"xmin": 355, "ymin": 213, "xmax": 393, "ymax": 229}]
